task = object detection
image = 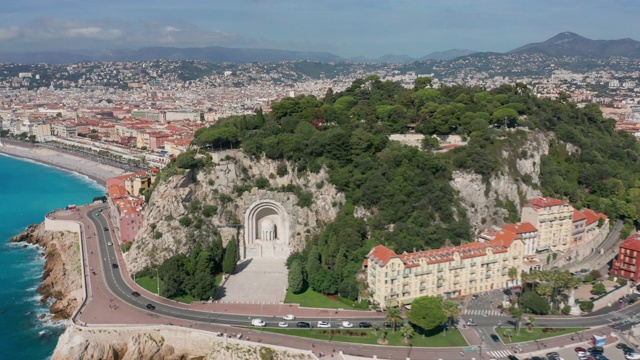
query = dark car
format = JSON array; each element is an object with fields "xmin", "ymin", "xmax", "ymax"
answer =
[
  {"xmin": 507, "ymin": 355, "xmax": 519, "ymax": 360},
  {"xmin": 111, "ymin": 263, "xmax": 118, "ymax": 268},
  {"xmin": 358, "ymin": 322, "xmax": 372, "ymax": 328},
  {"xmin": 490, "ymin": 334, "xmax": 500, "ymax": 342},
  {"xmin": 103, "ymin": 227, "xmax": 108, "ymax": 231},
  {"xmin": 131, "ymin": 291, "xmax": 141, "ymax": 297},
  {"xmin": 296, "ymin": 322, "xmax": 310, "ymax": 328},
  {"xmin": 146, "ymin": 304, "xmax": 156, "ymax": 310},
  {"xmin": 630, "ymin": 298, "xmax": 637, "ymax": 304},
  {"xmin": 546, "ymin": 352, "xmax": 560, "ymax": 360},
  {"xmin": 589, "ymin": 346, "xmax": 604, "ymax": 354}
]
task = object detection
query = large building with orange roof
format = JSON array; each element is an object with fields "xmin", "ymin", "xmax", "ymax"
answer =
[
  {"xmin": 365, "ymin": 196, "xmax": 609, "ymax": 308},
  {"xmin": 610, "ymin": 234, "xmax": 640, "ymax": 283},
  {"xmin": 366, "ymin": 229, "xmax": 525, "ymax": 307}
]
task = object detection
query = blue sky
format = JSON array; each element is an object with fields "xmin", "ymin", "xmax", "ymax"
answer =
[{"xmin": 0, "ymin": 0, "xmax": 638, "ymax": 58}]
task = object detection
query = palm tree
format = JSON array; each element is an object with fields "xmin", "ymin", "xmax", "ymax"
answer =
[
  {"xmin": 508, "ymin": 267, "xmax": 519, "ymax": 287},
  {"xmin": 385, "ymin": 306, "xmax": 402, "ymax": 333},
  {"xmin": 442, "ymin": 299, "xmax": 461, "ymax": 328},
  {"xmin": 400, "ymin": 323, "xmax": 415, "ymax": 344},
  {"xmin": 527, "ymin": 316, "xmax": 536, "ymax": 332},
  {"xmin": 509, "ymin": 306, "xmax": 525, "ymax": 335}
]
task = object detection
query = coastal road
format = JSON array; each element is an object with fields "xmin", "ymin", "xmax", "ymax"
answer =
[{"xmin": 60, "ymin": 204, "xmax": 640, "ymax": 360}]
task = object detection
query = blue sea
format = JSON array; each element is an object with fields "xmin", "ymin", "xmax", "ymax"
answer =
[{"xmin": 0, "ymin": 154, "xmax": 104, "ymax": 359}]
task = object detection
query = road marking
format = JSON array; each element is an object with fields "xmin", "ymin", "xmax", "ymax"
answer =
[
  {"xmin": 487, "ymin": 349, "xmax": 513, "ymax": 359},
  {"xmin": 462, "ymin": 309, "xmax": 507, "ymax": 316}
]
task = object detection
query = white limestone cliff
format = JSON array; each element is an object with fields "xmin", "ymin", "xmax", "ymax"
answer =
[
  {"xmin": 125, "ymin": 150, "xmax": 344, "ymax": 274},
  {"xmin": 451, "ymin": 130, "xmax": 554, "ymax": 234}
]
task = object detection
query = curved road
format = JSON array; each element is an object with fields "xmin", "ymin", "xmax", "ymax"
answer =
[{"xmin": 66, "ymin": 204, "xmax": 640, "ymax": 359}]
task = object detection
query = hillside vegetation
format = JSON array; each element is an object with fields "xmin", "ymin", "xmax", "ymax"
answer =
[{"xmin": 184, "ymin": 76, "xmax": 640, "ymax": 300}]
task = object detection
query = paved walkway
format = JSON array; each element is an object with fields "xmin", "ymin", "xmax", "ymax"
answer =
[{"xmin": 216, "ymin": 257, "xmax": 288, "ymax": 303}]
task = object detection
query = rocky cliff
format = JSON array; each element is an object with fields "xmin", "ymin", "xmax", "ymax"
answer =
[
  {"xmin": 126, "ymin": 150, "xmax": 344, "ymax": 274},
  {"xmin": 451, "ymin": 130, "xmax": 552, "ymax": 234},
  {"xmin": 52, "ymin": 326, "xmax": 314, "ymax": 360},
  {"xmin": 10, "ymin": 223, "xmax": 82, "ymax": 321}
]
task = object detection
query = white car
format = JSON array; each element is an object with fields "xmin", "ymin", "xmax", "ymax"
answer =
[
  {"xmin": 341, "ymin": 321, "xmax": 353, "ymax": 328},
  {"xmin": 251, "ymin": 319, "xmax": 266, "ymax": 327},
  {"xmin": 278, "ymin": 322, "xmax": 289, "ymax": 328},
  {"xmin": 107, "ymin": 242, "xmax": 113, "ymax": 246},
  {"xmin": 317, "ymin": 321, "xmax": 331, "ymax": 328},
  {"xmin": 626, "ymin": 353, "xmax": 640, "ymax": 360},
  {"xmin": 283, "ymin": 314, "xmax": 296, "ymax": 321}
]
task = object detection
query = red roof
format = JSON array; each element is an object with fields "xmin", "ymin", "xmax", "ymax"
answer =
[
  {"xmin": 527, "ymin": 197, "xmax": 567, "ymax": 208},
  {"xmin": 620, "ymin": 234, "xmax": 640, "ymax": 253},
  {"xmin": 501, "ymin": 222, "xmax": 538, "ymax": 234},
  {"xmin": 573, "ymin": 209, "xmax": 587, "ymax": 222},
  {"xmin": 581, "ymin": 208, "xmax": 607, "ymax": 225},
  {"xmin": 367, "ymin": 245, "xmax": 398, "ymax": 266}
]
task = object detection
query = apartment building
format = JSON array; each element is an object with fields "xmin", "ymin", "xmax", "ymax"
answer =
[
  {"xmin": 366, "ymin": 230, "xmax": 524, "ymax": 308},
  {"xmin": 521, "ymin": 197, "xmax": 574, "ymax": 252},
  {"xmin": 610, "ymin": 234, "xmax": 640, "ymax": 283}
]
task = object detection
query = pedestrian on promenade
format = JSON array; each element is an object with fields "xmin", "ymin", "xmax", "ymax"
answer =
[{"xmin": 460, "ymin": 351, "xmax": 464, "ymax": 357}]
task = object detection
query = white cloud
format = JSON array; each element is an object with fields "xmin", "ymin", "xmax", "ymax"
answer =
[{"xmin": 0, "ymin": 26, "xmax": 21, "ymax": 41}]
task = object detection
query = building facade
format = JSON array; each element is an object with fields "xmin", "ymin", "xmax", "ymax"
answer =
[
  {"xmin": 366, "ymin": 230, "xmax": 524, "ymax": 308},
  {"xmin": 611, "ymin": 234, "xmax": 640, "ymax": 283},
  {"xmin": 521, "ymin": 197, "xmax": 573, "ymax": 252}
]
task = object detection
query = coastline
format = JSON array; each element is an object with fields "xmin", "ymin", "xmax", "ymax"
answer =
[{"xmin": 0, "ymin": 140, "xmax": 129, "ymax": 186}]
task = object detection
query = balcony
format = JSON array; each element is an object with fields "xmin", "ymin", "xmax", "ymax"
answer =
[
  {"xmin": 481, "ymin": 258, "xmax": 498, "ymax": 265},
  {"xmin": 453, "ymin": 280, "xmax": 460, "ymax": 285},
  {"xmin": 502, "ymin": 257, "xmax": 508, "ymax": 262},
  {"xmin": 436, "ymin": 282, "xmax": 443, "ymax": 288},
  {"xmin": 485, "ymin": 273, "xmax": 492, "ymax": 279},
  {"xmin": 470, "ymin": 269, "xmax": 476, "ymax": 274},
  {"xmin": 437, "ymin": 267, "xmax": 444, "ymax": 272},
  {"xmin": 403, "ymin": 273, "xmax": 410, "ymax": 278},
  {"xmin": 450, "ymin": 263, "xmax": 465, "ymax": 270}
]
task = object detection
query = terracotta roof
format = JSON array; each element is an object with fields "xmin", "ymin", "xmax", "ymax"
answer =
[
  {"xmin": 527, "ymin": 197, "xmax": 567, "ymax": 208},
  {"xmin": 367, "ymin": 245, "xmax": 397, "ymax": 266},
  {"xmin": 573, "ymin": 209, "xmax": 587, "ymax": 222},
  {"xmin": 619, "ymin": 234, "xmax": 640, "ymax": 253},
  {"xmin": 501, "ymin": 222, "xmax": 538, "ymax": 234},
  {"xmin": 581, "ymin": 208, "xmax": 607, "ymax": 225}
]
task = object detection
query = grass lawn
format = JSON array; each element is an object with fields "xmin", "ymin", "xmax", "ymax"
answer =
[
  {"xmin": 135, "ymin": 275, "xmax": 162, "ymax": 295},
  {"xmin": 136, "ymin": 274, "xmax": 224, "ymax": 304},
  {"xmin": 257, "ymin": 327, "xmax": 467, "ymax": 347},
  {"xmin": 285, "ymin": 288, "xmax": 369, "ymax": 309},
  {"xmin": 495, "ymin": 327, "xmax": 586, "ymax": 344}
]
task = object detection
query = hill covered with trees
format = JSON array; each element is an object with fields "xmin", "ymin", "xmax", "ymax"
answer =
[{"xmin": 185, "ymin": 75, "xmax": 640, "ymax": 301}]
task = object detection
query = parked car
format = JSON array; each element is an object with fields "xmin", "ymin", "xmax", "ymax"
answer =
[
  {"xmin": 341, "ymin": 321, "xmax": 353, "ymax": 328},
  {"xmin": 358, "ymin": 322, "xmax": 372, "ymax": 328},
  {"xmin": 317, "ymin": 321, "xmax": 331, "ymax": 328},
  {"xmin": 251, "ymin": 319, "xmax": 266, "ymax": 327},
  {"xmin": 546, "ymin": 351, "xmax": 561, "ymax": 360},
  {"xmin": 575, "ymin": 347, "xmax": 588, "ymax": 356},
  {"xmin": 490, "ymin": 334, "xmax": 500, "ymax": 342},
  {"xmin": 282, "ymin": 314, "xmax": 296, "ymax": 321},
  {"xmin": 146, "ymin": 304, "xmax": 156, "ymax": 310},
  {"xmin": 589, "ymin": 346, "xmax": 604, "ymax": 355},
  {"xmin": 507, "ymin": 355, "xmax": 519, "ymax": 360},
  {"xmin": 296, "ymin": 322, "xmax": 310, "ymax": 328},
  {"xmin": 471, "ymin": 294, "xmax": 479, "ymax": 300},
  {"xmin": 278, "ymin": 322, "xmax": 289, "ymax": 328},
  {"xmin": 626, "ymin": 353, "xmax": 640, "ymax": 360}
]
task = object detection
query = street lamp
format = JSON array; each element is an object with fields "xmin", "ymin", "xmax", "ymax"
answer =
[{"xmin": 155, "ymin": 268, "xmax": 160, "ymax": 295}]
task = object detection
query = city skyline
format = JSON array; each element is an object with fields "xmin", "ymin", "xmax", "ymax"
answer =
[{"xmin": 1, "ymin": 0, "xmax": 639, "ymax": 58}]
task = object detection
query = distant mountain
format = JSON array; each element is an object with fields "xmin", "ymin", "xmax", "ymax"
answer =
[
  {"xmin": 0, "ymin": 46, "xmax": 344, "ymax": 64},
  {"xmin": 509, "ymin": 32, "xmax": 640, "ymax": 58},
  {"xmin": 420, "ymin": 49, "xmax": 477, "ymax": 60}
]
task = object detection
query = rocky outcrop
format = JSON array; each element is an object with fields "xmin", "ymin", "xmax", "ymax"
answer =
[
  {"xmin": 451, "ymin": 130, "xmax": 552, "ymax": 234},
  {"xmin": 126, "ymin": 149, "xmax": 344, "ymax": 274},
  {"xmin": 52, "ymin": 326, "xmax": 314, "ymax": 360},
  {"xmin": 10, "ymin": 223, "xmax": 82, "ymax": 321}
]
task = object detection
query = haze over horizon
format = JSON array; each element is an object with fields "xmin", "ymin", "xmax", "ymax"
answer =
[{"xmin": 1, "ymin": 0, "xmax": 639, "ymax": 58}]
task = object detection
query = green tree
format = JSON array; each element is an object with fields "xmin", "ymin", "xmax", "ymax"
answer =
[
  {"xmin": 288, "ymin": 259, "xmax": 305, "ymax": 294},
  {"xmin": 400, "ymin": 323, "xmax": 415, "ymax": 344},
  {"xmin": 442, "ymin": 299, "xmax": 461, "ymax": 327},
  {"xmin": 527, "ymin": 316, "xmax": 536, "ymax": 332},
  {"xmin": 222, "ymin": 237, "xmax": 238, "ymax": 274},
  {"xmin": 520, "ymin": 292, "xmax": 550, "ymax": 315},
  {"xmin": 407, "ymin": 296, "xmax": 447, "ymax": 332},
  {"xmin": 211, "ymin": 235, "xmax": 224, "ymax": 271},
  {"xmin": 591, "ymin": 282, "xmax": 606, "ymax": 295},
  {"xmin": 509, "ymin": 306, "xmax": 525, "ymax": 335},
  {"xmin": 202, "ymin": 204, "xmax": 218, "ymax": 218},
  {"xmin": 385, "ymin": 306, "xmax": 403, "ymax": 333}
]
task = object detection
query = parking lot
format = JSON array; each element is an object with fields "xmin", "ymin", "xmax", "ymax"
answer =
[{"xmin": 527, "ymin": 341, "xmax": 631, "ymax": 360}]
